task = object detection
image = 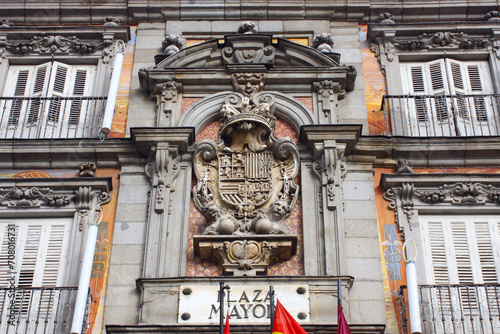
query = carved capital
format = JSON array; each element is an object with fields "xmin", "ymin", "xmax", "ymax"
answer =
[{"xmin": 194, "ymin": 235, "xmax": 297, "ymax": 276}]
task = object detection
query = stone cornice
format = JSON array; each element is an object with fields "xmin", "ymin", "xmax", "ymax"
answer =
[
  {"xmin": 354, "ymin": 136, "xmax": 500, "ymax": 168},
  {"xmin": 0, "ymin": 138, "xmax": 141, "ymax": 169}
]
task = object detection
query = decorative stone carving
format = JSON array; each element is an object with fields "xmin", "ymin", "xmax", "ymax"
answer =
[
  {"xmin": 0, "ymin": 20, "xmax": 14, "ymax": 28},
  {"xmin": 395, "ymin": 159, "xmax": 414, "ymax": 174},
  {"xmin": 312, "ymin": 33, "xmax": 335, "ymax": 53},
  {"xmin": 192, "ymin": 92, "xmax": 299, "ymax": 275},
  {"xmin": 237, "ymin": 22, "xmax": 258, "ymax": 34},
  {"xmin": 151, "ymin": 81, "xmax": 178, "ymax": 126},
  {"xmin": 485, "ymin": 11, "xmax": 500, "ymax": 22},
  {"xmin": 396, "ymin": 32, "xmax": 488, "ymax": 50},
  {"xmin": 377, "ymin": 13, "xmax": 395, "ymax": 25},
  {"xmin": 193, "ymin": 93, "xmax": 299, "ymax": 236},
  {"xmin": 162, "ymin": 34, "xmax": 185, "ymax": 56},
  {"xmin": 222, "ymin": 35, "xmax": 276, "ymax": 66},
  {"xmin": 145, "ymin": 143, "xmax": 181, "ymax": 214},
  {"xmin": 79, "ymin": 162, "xmax": 97, "ymax": 177},
  {"xmin": 0, "ymin": 187, "xmax": 74, "ymax": 208},
  {"xmin": 76, "ymin": 187, "xmax": 112, "ymax": 231},
  {"xmin": 103, "ymin": 17, "xmax": 121, "ymax": 27},
  {"xmin": 1, "ymin": 35, "xmax": 105, "ymax": 54},
  {"xmin": 231, "ymin": 73, "xmax": 266, "ymax": 98},
  {"xmin": 314, "ymin": 80, "xmax": 345, "ymax": 121},
  {"xmin": 196, "ymin": 236, "xmax": 295, "ymax": 276}
]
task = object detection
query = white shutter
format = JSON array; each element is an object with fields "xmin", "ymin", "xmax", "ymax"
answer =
[{"xmin": 0, "ymin": 218, "xmax": 71, "ymax": 288}]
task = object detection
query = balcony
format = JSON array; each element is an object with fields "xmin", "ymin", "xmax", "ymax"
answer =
[
  {"xmin": 0, "ymin": 97, "xmax": 107, "ymax": 139},
  {"xmin": 0, "ymin": 287, "xmax": 89, "ymax": 334},
  {"xmin": 398, "ymin": 284, "xmax": 500, "ymax": 334},
  {"xmin": 381, "ymin": 94, "xmax": 500, "ymax": 137}
]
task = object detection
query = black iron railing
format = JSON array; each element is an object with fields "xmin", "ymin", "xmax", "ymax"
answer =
[
  {"xmin": 0, "ymin": 287, "xmax": 90, "ymax": 334},
  {"xmin": 0, "ymin": 96, "xmax": 107, "ymax": 139},
  {"xmin": 381, "ymin": 94, "xmax": 500, "ymax": 136},
  {"xmin": 399, "ymin": 284, "xmax": 500, "ymax": 334}
]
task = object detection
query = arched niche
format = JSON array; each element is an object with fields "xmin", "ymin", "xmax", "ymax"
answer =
[{"xmin": 177, "ymin": 91, "xmax": 314, "ymax": 136}]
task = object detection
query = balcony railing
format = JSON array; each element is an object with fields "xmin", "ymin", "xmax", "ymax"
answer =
[
  {"xmin": 381, "ymin": 94, "xmax": 500, "ymax": 136},
  {"xmin": 399, "ymin": 284, "xmax": 500, "ymax": 334},
  {"xmin": 0, "ymin": 96, "xmax": 107, "ymax": 139},
  {"xmin": 0, "ymin": 287, "xmax": 89, "ymax": 334}
]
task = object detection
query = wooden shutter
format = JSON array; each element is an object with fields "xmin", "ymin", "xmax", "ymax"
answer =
[
  {"xmin": 0, "ymin": 218, "xmax": 72, "ymax": 288},
  {"xmin": 2, "ymin": 63, "xmax": 51, "ymax": 127}
]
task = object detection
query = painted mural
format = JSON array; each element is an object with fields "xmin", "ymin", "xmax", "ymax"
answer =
[{"xmin": 109, "ymin": 26, "xmax": 137, "ymax": 138}]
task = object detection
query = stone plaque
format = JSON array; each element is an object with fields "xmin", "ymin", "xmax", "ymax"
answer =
[{"xmin": 178, "ymin": 284, "xmax": 310, "ymax": 324}]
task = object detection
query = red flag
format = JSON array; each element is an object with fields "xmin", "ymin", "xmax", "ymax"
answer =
[
  {"xmin": 223, "ymin": 312, "xmax": 230, "ymax": 334},
  {"xmin": 337, "ymin": 303, "xmax": 351, "ymax": 334},
  {"xmin": 272, "ymin": 299, "xmax": 308, "ymax": 334}
]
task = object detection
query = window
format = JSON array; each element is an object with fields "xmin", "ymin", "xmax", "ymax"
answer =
[
  {"xmin": 1, "ymin": 61, "xmax": 98, "ymax": 139},
  {"xmin": 400, "ymin": 59, "xmax": 496, "ymax": 136},
  {"xmin": 0, "ymin": 218, "xmax": 73, "ymax": 333},
  {"xmin": 419, "ymin": 215, "xmax": 500, "ymax": 334}
]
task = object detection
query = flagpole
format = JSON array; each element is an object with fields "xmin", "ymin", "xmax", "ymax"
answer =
[
  {"xmin": 269, "ymin": 285, "xmax": 275, "ymax": 333},
  {"xmin": 337, "ymin": 278, "xmax": 341, "ymax": 305},
  {"xmin": 219, "ymin": 282, "xmax": 227, "ymax": 334}
]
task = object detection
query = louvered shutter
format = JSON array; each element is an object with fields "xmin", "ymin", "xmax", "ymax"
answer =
[
  {"xmin": 1, "ymin": 63, "xmax": 51, "ymax": 135},
  {"xmin": 0, "ymin": 218, "xmax": 71, "ymax": 288}
]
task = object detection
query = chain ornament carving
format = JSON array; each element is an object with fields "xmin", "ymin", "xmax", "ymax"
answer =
[
  {"xmin": 0, "ymin": 187, "xmax": 74, "ymax": 208},
  {"xmin": 396, "ymin": 32, "xmax": 488, "ymax": 51}
]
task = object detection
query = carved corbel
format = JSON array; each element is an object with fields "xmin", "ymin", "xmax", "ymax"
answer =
[
  {"xmin": 492, "ymin": 29, "xmax": 500, "ymax": 60},
  {"xmin": 314, "ymin": 140, "xmax": 346, "ymax": 210},
  {"xmin": 383, "ymin": 31, "xmax": 395, "ymax": 62},
  {"xmin": 145, "ymin": 143, "xmax": 181, "ymax": 214},
  {"xmin": 151, "ymin": 81, "xmax": 179, "ymax": 127},
  {"xmin": 76, "ymin": 187, "xmax": 111, "ymax": 231}
]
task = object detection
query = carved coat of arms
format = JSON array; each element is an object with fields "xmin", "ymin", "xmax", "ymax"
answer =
[{"xmin": 193, "ymin": 92, "xmax": 299, "ymax": 236}]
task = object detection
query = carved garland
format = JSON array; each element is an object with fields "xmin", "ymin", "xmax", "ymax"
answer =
[
  {"xmin": 0, "ymin": 34, "xmax": 112, "ymax": 55},
  {"xmin": 384, "ymin": 181, "xmax": 500, "ymax": 238},
  {"xmin": 0, "ymin": 187, "xmax": 74, "ymax": 207}
]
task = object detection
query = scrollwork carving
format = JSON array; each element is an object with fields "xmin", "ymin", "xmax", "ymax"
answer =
[
  {"xmin": 0, "ymin": 187, "xmax": 74, "ymax": 208},
  {"xmin": 396, "ymin": 32, "xmax": 488, "ymax": 51},
  {"xmin": 4, "ymin": 35, "xmax": 105, "ymax": 55}
]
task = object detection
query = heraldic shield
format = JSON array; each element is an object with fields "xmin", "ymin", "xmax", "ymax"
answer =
[{"xmin": 192, "ymin": 92, "xmax": 300, "ymax": 237}]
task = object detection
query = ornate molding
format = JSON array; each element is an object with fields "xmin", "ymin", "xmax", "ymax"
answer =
[
  {"xmin": 1, "ymin": 34, "xmax": 107, "ymax": 55},
  {"xmin": 222, "ymin": 35, "xmax": 275, "ymax": 66},
  {"xmin": 395, "ymin": 32, "xmax": 488, "ymax": 51},
  {"xmin": 0, "ymin": 187, "xmax": 74, "ymax": 208},
  {"xmin": 194, "ymin": 235, "xmax": 296, "ymax": 276}
]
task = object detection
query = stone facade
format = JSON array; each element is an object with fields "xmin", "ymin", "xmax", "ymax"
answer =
[{"xmin": 0, "ymin": 1, "xmax": 499, "ymax": 334}]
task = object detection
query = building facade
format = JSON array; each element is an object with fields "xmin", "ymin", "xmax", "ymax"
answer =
[{"xmin": 0, "ymin": 1, "xmax": 499, "ymax": 334}]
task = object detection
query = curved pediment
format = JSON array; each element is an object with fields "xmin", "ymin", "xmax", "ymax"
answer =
[{"xmin": 155, "ymin": 34, "xmax": 338, "ymax": 69}]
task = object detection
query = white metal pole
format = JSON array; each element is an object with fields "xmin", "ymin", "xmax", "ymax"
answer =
[
  {"xmin": 70, "ymin": 222, "xmax": 99, "ymax": 333},
  {"xmin": 406, "ymin": 260, "xmax": 422, "ymax": 333},
  {"xmin": 100, "ymin": 52, "xmax": 124, "ymax": 134}
]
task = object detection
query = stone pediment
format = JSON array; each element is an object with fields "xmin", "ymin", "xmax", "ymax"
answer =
[{"xmin": 154, "ymin": 34, "xmax": 338, "ymax": 69}]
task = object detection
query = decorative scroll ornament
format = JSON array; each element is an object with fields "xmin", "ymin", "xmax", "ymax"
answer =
[
  {"xmin": 0, "ymin": 187, "xmax": 74, "ymax": 207},
  {"xmin": 193, "ymin": 92, "xmax": 299, "ymax": 236},
  {"xmin": 222, "ymin": 36, "xmax": 275, "ymax": 65},
  {"xmin": 396, "ymin": 32, "xmax": 488, "ymax": 51},
  {"xmin": 2, "ymin": 35, "xmax": 106, "ymax": 54}
]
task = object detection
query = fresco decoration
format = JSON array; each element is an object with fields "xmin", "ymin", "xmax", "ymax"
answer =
[
  {"xmin": 187, "ymin": 117, "xmax": 305, "ymax": 276},
  {"xmin": 109, "ymin": 26, "xmax": 137, "ymax": 138},
  {"xmin": 181, "ymin": 97, "xmax": 202, "ymax": 115},
  {"xmin": 295, "ymin": 97, "xmax": 313, "ymax": 114},
  {"xmin": 360, "ymin": 25, "xmax": 387, "ymax": 135},
  {"xmin": 374, "ymin": 167, "xmax": 500, "ymax": 334}
]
